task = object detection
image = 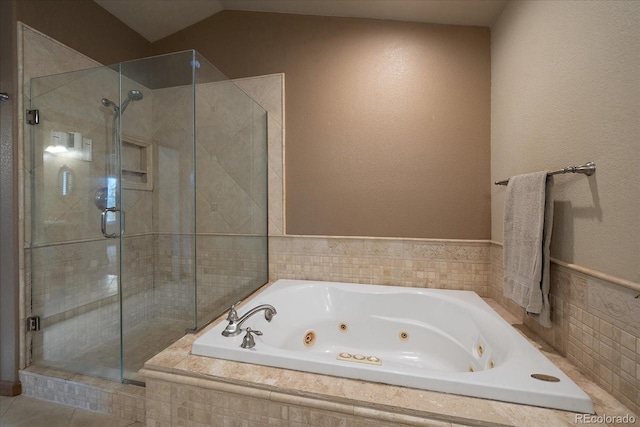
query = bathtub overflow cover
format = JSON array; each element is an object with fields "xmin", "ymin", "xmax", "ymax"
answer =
[{"xmin": 531, "ymin": 373, "xmax": 560, "ymax": 382}]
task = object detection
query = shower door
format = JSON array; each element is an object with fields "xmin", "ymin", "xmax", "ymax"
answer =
[
  {"xmin": 26, "ymin": 65, "xmax": 126, "ymax": 381},
  {"xmin": 25, "ymin": 55, "xmax": 201, "ymax": 384},
  {"xmin": 26, "ymin": 50, "xmax": 268, "ymax": 384}
]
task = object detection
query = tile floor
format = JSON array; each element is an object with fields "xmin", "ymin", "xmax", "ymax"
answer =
[{"xmin": 0, "ymin": 394, "xmax": 143, "ymax": 427}]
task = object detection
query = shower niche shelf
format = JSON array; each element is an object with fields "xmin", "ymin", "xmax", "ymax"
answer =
[{"xmin": 121, "ymin": 136, "xmax": 153, "ymax": 191}]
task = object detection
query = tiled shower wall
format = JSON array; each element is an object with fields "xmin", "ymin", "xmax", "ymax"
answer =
[
  {"xmin": 489, "ymin": 244, "xmax": 640, "ymax": 415},
  {"xmin": 233, "ymin": 75, "xmax": 285, "ymax": 237},
  {"xmin": 150, "ymin": 76, "xmax": 276, "ymax": 326},
  {"xmin": 153, "ymin": 234, "xmax": 268, "ymax": 324},
  {"xmin": 152, "ymin": 78, "xmax": 273, "ymax": 238}
]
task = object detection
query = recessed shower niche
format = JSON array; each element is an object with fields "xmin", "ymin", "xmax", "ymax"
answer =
[
  {"xmin": 24, "ymin": 50, "xmax": 268, "ymax": 384},
  {"xmin": 121, "ymin": 137, "xmax": 152, "ymax": 191}
]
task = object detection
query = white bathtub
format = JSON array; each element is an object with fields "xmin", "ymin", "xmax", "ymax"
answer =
[{"xmin": 192, "ymin": 279, "xmax": 593, "ymax": 413}]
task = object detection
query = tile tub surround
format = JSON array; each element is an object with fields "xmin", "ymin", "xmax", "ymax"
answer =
[
  {"xmin": 489, "ymin": 244, "xmax": 640, "ymax": 416},
  {"xmin": 141, "ymin": 294, "xmax": 635, "ymax": 427},
  {"xmin": 269, "ymin": 236, "xmax": 490, "ymax": 295},
  {"xmin": 268, "ymin": 235, "xmax": 639, "ymax": 416}
]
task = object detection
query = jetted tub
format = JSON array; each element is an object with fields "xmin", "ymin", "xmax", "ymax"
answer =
[{"xmin": 192, "ymin": 279, "xmax": 594, "ymax": 413}]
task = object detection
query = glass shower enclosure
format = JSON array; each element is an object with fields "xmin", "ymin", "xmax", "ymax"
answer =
[{"xmin": 24, "ymin": 50, "xmax": 268, "ymax": 384}]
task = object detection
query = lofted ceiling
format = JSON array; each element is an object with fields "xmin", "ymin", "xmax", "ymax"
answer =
[{"xmin": 94, "ymin": 0, "xmax": 507, "ymax": 42}]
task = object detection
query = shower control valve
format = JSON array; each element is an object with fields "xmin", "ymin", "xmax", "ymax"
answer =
[{"xmin": 241, "ymin": 327, "xmax": 263, "ymax": 349}]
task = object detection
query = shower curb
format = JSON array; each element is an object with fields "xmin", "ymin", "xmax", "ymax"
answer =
[{"xmin": 19, "ymin": 367, "xmax": 145, "ymax": 422}]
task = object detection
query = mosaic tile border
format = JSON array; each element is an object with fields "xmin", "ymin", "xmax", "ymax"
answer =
[{"xmin": 269, "ymin": 235, "xmax": 490, "ymax": 295}]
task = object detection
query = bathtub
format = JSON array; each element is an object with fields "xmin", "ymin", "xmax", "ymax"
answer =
[{"xmin": 192, "ymin": 279, "xmax": 593, "ymax": 413}]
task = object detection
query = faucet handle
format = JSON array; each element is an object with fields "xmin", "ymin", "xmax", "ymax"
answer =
[
  {"xmin": 226, "ymin": 300, "xmax": 242, "ymax": 322},
  {"xmin": 241, "ymin": 327, "xmax": 263, "ymax": 349}
]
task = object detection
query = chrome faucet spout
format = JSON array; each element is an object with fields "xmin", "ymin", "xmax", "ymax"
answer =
[{"xmin": 222, "ymin": 304, "xmax": 277, "ymax": 337}]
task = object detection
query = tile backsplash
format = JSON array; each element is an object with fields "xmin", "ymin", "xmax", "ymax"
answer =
[{"xmin": 269, "ymin": 235, "xmax": 490, "ymax": 295}]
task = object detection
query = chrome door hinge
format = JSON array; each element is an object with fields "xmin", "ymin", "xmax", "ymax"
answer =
[
  {"xmin": 26, "ymin": 109, "xmax": 39, "ymax": 125},
  {"xmin": 27, "ymin": 316, "xmax": 41, "ymax": 331},
  {"xmin": 0, "ymin": 92, "xmax": 9, "ymax": 102}
]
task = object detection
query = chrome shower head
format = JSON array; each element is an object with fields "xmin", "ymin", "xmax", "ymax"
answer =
[
  {"xmin": 119, "ymin": 89, "xmax": 144, "ymax": 113},
  {"xmin": 101, "ymin": 98, "xmax": 118, "ymax": 111},
  {"xmin": 101, "ymin": 90, "xmax": 144, "ymax": 114},
  {"xmin": 128, "ymin": 89, "xmax": 143, "ymax": 101}
]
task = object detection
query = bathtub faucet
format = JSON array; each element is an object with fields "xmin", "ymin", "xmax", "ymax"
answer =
[{"xmin": 221, "ymin": 302, "xmax": 277, "ymax": 337}]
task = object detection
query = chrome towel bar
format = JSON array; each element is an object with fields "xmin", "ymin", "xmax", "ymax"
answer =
[{"xmin": 494, "ymin": 162, "xmax": 596, "ymax": 186}]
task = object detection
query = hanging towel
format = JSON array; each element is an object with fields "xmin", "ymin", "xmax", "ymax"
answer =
[{"xmin": 503, "ymin": 171, "xmax": 554, "ymax": 328}]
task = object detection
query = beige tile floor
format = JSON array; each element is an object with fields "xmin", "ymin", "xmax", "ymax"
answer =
[{"xmin": 0, "ymin": 395, "xmax": 143, "ymax": 427}]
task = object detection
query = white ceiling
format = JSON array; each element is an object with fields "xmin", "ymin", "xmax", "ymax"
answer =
[{"xmin": 94, "ymin": 0, "xmax": 508, "ymax": 42}]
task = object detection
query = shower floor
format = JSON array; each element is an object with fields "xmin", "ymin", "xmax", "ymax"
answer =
[{"xmin": 36, "ymin": 316, "xmax": 192, "ymax": 383}]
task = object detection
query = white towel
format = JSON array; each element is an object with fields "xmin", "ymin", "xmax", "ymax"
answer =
[{"xmin": 503, "ymin": 171, "xmax": 553, "ymax": 328}]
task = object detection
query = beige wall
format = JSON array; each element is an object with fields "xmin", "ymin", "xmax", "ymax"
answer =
[
  {"xmin": 16, "ymin": 0, "xmax": 151, "ymax": 65},
  {"xmin": 153, "ymin": 11, "xmax": 491, "ymax": 239},
  {"xmin": 491, "ymin": 1, "xmax": 640, "ymax": 283}
]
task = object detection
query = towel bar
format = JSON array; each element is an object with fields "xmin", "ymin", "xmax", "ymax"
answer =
[{"xmin": 494, "ymin": 162, "xmax": 596, "ymax": 186}]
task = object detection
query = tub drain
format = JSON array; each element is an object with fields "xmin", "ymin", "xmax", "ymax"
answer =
[
  {"xmin": 303, "ymin": 330, "xmax": 316, "ymax": 347},
  {"xmin": 399, "ymin": 331, "xmax": 409, "ymax": 341},
  {"xmin": 338, "ymin": 322, "xmax": 348, "ymax": 332}
]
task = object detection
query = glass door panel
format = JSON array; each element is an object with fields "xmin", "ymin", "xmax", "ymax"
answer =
[
  {"xmin": 193, "ymin": 77, "xmax": 269, "ymax": 328},
  {"xmin": 119, "ymin": 52, "xmax": 197, "ymax": 383},
  {"xmin": 27, "ymin": 66, "xmax": 123, "ymax": 380}
]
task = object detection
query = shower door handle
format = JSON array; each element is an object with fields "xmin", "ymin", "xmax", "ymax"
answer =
[{"xmin": 100, "ymin": 207, "xmax": 122, "ymax": 238}]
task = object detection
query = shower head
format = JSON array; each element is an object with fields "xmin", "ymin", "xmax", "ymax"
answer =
[
  {"xmin": 127, "ymin": 90, "xmax": 144, "ymax": 101},
  {"xmin": 101, "ymin": 98, "xmax": 118, "ymax": 111},
  {"xmin": 119, "ymin": 89, "xmax": 144, "ymax": 114},
  {"xmin": 100, "ymin": 89, "xmax": 144, "ymax": 114}
]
